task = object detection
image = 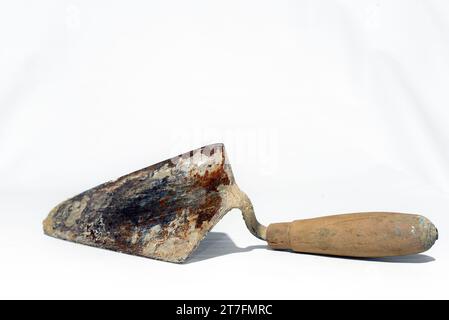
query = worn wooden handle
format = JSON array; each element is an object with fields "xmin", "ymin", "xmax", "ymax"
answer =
[{"xmin": 266, "ymin": 212, "xmax": 438, "ymax": 257}]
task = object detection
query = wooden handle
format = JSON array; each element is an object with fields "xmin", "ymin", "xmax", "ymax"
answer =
[{"xmin": 266, "ymin": 212, "xmax": 438, "ymax": 257}]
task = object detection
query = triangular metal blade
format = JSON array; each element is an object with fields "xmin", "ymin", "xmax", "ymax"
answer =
[{"xmin": 43, "ymin": 143, "xmax": 238, "ymax": 263}]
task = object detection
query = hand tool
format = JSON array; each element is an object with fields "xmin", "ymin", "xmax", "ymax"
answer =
[{"xmin": 43, "ymin": 143, "xmax": 438, "ymax": 262}]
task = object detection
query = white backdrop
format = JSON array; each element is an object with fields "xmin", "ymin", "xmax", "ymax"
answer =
[{"xmin": 1, "ymin": 0, "xmax": 448, "ymax": 299}]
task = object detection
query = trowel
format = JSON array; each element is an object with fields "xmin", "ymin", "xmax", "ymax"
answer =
[{"xmin": 43, "ymin": 144, "xmax": 438, "ymax": 262}]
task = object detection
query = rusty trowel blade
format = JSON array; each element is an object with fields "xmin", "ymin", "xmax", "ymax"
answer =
[{"xmin": 43, "ymin": 143, "xmax": 237, "ymax": 263}]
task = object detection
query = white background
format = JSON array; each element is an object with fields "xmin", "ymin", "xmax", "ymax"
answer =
[{"xmin": 1, "ymin": 0, "xmax": 448, "ymax": 299}]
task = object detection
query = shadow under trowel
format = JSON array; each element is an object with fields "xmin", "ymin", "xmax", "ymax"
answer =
[
  {"xmin": 274, "ymin": 250, "xmax": 435, "ymax": 264},
  {"xmin": 363, "ymin": 254, "xmax": 435, "ymax": 263},
  {"xmin": 187, "ymin": 232, "xmax": 266, "ymax": 263},
  {"xmin": 187, "ymin": 232, "xmax": 435, "ymax": 264}
]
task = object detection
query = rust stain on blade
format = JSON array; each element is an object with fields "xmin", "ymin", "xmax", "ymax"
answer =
[{"xmin": 43, "ymin": 143, "xmax": 237, "ymax": 263}]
